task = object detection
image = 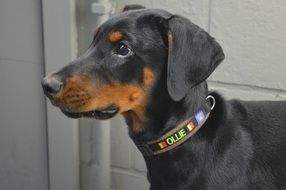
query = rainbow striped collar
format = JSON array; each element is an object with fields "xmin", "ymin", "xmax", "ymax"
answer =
[{"xmin": 135, "ymin": 96, "xmax": 214, "ymax": 157}]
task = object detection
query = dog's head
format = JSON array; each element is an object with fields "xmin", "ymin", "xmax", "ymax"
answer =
[{"xmin": 42, "ymin": 5, "xmax": 224, "ymax": 123}]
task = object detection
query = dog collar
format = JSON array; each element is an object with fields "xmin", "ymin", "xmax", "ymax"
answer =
[{"xmin": 135, "ymin": 95, "xmax": 215, "ymax": 157}]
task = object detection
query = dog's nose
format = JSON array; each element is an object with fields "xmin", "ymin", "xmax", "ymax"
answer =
[{"xmin": 41, "ymin": 76, "xmax": 63, "ymax": 97}]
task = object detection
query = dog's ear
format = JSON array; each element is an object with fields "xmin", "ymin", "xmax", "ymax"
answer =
[
  {"xmin": 166, "ymin": 16, "xmax": 225, "ymax": 101},
  {"xmin": 120, "ymin": 4, "xmax": 145, "ymax": 13}
]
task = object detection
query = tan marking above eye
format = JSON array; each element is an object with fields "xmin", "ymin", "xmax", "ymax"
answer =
[
  {"xmin": 109, "ymin": 31, "xmax": 123, "ymax": 42},
  {"xmin": 93, "ymin": 28, "xmax": 99, "ymax": 37}
]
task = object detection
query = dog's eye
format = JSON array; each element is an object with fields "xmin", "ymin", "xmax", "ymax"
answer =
[{"xmin": 116, "ymin": 42, "xmax": 132, "ymax": 57}]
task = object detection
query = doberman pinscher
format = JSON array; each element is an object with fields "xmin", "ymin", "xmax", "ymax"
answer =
[{"xmin": 42, "ymin": 5, "xmax": 286, "ymax": 190}]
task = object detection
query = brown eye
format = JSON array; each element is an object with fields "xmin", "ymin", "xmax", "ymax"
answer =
[{"xmin": 116, "ymin": 42, "xmax": 131, "ymax": 57}]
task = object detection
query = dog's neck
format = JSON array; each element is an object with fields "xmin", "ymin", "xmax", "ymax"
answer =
[
  {"xmin": 128, "ymin": 81, "xmax": 209, "ymax": 142},
  {"xmin": 124, "ymin": 82, "xmax": 227, "ymax": 188}
]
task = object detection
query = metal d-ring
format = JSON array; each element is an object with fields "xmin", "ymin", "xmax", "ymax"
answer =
[{"xmin": 206, "ymin": 95, "xmax": 216, "ymax": 110}]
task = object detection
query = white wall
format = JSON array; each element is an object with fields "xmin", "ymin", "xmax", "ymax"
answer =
[
  {"xmin": 80, "ymin": 1, "xmax": 286, "ymax": 189},
  {"xmin": 0, "ymin": 0, "xmax": 49, "ymax": 189}
]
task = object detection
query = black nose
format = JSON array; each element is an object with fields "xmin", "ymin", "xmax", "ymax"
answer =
[{"xmin": 41, "ymin": 76, "xmax": 63, "ymax": 97}]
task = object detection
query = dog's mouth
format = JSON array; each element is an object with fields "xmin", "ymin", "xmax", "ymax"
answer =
[{"xmin": 62, "ymin": 105, "xmax": 119, "ymax": 120}]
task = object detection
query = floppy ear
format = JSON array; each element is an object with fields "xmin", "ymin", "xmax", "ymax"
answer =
[
  {"xmin": 166, "ymin": 16, "xmax": 225, "ymax": 101},
  {"xmin": 120, "ymin": 4, "xmax": 145, "ymax": 13}
]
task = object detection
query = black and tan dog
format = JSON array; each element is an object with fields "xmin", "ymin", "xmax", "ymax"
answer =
[{"xmin": 42, "ymin": 5, "xmax": 286, "ymax": 190}]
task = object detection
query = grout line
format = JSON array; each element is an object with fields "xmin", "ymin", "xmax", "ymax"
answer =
[
  {"xmin": 81, "ymin": 162, "xmax": 147, "ymax": 177},
  {"xmin": 0, "ymin": 58, "xmax": 40, "ymax": 66},
  {"xmin": 111, "ymin": 166, "xmax": 147, "ymax": 177},
  {"xmin": 207, "ymin": 0, "xmax": 212, "ymax": 33},
  {"xmin": 208, "ymin": 80, "xmax": 286, "ymax": 94},
  {"xmin": 39, "ymin": 0, "xmax": 50, "ymax": 189},
  {"xmin": 80, "ymin": 162, "xmax": 100, "ymax": 167}
]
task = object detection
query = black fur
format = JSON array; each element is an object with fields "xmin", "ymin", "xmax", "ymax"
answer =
[
  {"xmin": 166, "ymin": 15, "xmax": 224, "ymax": 101},
  {"xmin": 42, "ymin": 6, "xmax": 286, "ymax": 190}
]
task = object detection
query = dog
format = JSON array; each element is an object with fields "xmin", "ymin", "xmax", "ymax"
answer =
[{"xmin": 42, "ymin": 5, "xmax": 286, "ymax": 190}]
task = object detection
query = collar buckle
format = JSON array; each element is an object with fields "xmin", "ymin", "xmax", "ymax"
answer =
[{"xmin": 206, "ymin": 95, "xmax": 216, "ymax": 110}]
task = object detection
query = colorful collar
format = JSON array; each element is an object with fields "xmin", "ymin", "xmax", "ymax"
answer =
[{"xmin": 135, "ymin": 95, "xmax": 215, "ymax": 157}]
